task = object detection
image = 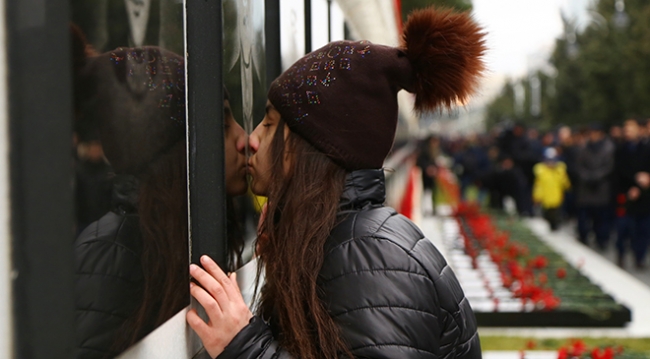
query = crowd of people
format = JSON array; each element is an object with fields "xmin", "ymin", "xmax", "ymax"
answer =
[{"xmin": 418, "ymin": 119, "xmax": 650, "ymax": 270}]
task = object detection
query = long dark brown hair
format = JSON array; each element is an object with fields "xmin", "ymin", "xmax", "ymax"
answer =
[
  {"xmin": 113, "ymin": 139, "xmax": 245, "ymax": 353},
  {"xmin": 113, "ymin": 140, "xmax": 189, "ymax": 352},
  {"xmin": 256, "ymin": 120, "xmax": 352, "ymax": 359}
]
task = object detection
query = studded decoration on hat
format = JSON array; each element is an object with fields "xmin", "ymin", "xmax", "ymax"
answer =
[
  {"xmin": 271, "ymin": 40, "xmax": 373, "ymax": 125},
  {"xmin": 82, "ymin": 47, "xmax": 187, "ymax": 175},
  {"xmin": 110, "ymin": 48, "xmax": 186, "ymax": 126}
]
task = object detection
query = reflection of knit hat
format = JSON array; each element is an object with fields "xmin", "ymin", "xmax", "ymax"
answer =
[
  {"xmin": 268, "ymin": 8, "xmax": 486, "ymax": 171},
  {"xmin": 80, "ymin": 47, "xmax": 186, "ymax": 174}
]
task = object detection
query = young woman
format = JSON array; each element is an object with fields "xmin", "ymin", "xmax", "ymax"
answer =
[{"xmin": 187, "ymin": 7, "xmax": 486, "ymax": 359}]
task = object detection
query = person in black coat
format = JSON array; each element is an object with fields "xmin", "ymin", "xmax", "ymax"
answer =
[
  {"xmin": 454, "ymin": 137, "xmax": 490, "ymax": 201},
  {"xmin": 614, "ymin": 119, "xmax": 650, "ymax": 269},
  {"xmin": 575, "ymin": 125, "xmax": 615, "ymax": 249},
  {"xmin": 417, "ymin": 135, "xmax": 440, "ymax": 215},
  {"xmin": 186, "ymin": 7, "xmax": 484, "ymax": 359},
  {"xmin": 483, "ymin": 154, "xmax": 527, "ymax": 213}
]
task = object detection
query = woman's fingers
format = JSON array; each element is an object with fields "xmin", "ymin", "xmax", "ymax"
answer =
[
  {"xmin": 190, "ymin": 265, "xmax": 230, "ymax": 312},
  {"xmin": 190, "ymin": 282, "xmax": 224, "ymax": 320},
  {"xmin": 186, "ymin": 263, "xmax": 253, "ymax": 359},
  {"xmin": 229, "ymin": 272, "xmax": 241, "ymax": 292},
  {"xmin": 200, "ymin": 255, "xmax": 238, "ymax": 299},
  {"xmin": 186, "ymin": 308, "xmax": 210, "ymax": 339}
]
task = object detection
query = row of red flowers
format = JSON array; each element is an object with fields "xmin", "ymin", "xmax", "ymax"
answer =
[
  {"xmin": 521, "ymin": 339, "xmax": 625, "ymax": 359},
  {"xmin": 454, "ymin": 202, "xmax": 563, "ymax": 310}
]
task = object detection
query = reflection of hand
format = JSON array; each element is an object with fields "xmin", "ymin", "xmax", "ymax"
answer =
[
  {"xmin": 628, "ymin": 187, "xmax": 641, "ymax": 201},
  {"xmin": 187, "ymin": 256, "xmax": 253, "ymax": 358},
  {"xmin": 636, "ymin": 172, "xmax": 650, "ymax": 189}
]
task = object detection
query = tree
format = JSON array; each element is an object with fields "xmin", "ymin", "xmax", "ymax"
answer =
[
  {"xmin": 486, "ymin": 71, "xmax": 555, "ymax": 130},
  {"xmin": 487, "ymin": 0, "xmax": 650, "ymax": 130},
  {"xmin": 401, "ymin": 0, "xmax": 472, "ymax": 23},
  {"xmin": 485, "ymin": 80, "xmax": 517, "ymax": 128}
]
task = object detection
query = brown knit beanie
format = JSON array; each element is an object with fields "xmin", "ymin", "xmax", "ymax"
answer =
[{"xmin": 268, "ymin": 7, "xmax": 486, "ymax": 171}]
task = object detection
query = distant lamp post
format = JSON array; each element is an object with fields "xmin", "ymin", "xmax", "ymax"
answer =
[
  {"xmin": 530, "ymin": 74, "xmax": 541, "ymax": 117},
  {"xmin": 614, "ymin": 0, "xmax": 630, "ymax": 29},
  {"xmin": 514, "ymin": 82, "xmax": 525, "ymax": 118},
  {"xmin": 588, "ymin": 10, "xmax": 608, "ymax": 31},
  {"xmin": 566, "ymin": 32, "xmax": 579, "ymax": 59}
]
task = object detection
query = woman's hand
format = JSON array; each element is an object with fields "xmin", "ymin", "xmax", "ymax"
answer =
[{"xmin": 187, "ymin": 255, "xmax": 253, "ymax": 358}]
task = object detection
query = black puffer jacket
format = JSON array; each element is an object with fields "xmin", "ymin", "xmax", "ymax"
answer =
[
  {"xmin": 575, "ymin": 139, "xmax": 615, "ymax": 207},
  {"xmin": 219, "ymin": 169, "xmax": 481, "ymax": 359},
  {"xmin": 74, "ymin": 176, "xmax": 146, "ymax": 358},
  {"xmin": 614, "ymin": 141, "xmax": 650, "ymax": 215}
]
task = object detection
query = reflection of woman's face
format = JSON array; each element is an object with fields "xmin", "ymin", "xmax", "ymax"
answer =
[
  {"xmin": 248, "ymin": 102, "xmax": 289, "ymax": 196},
  {"xmin": 224, "ymin": 100, "xmax": 248, "ymax": 196}
]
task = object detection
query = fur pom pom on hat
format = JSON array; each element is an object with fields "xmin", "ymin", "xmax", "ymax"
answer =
[
  {"xmin": 268, "ymin": 7, "xmax": 486, "ymax": 171},
  {"xmin": 402, "ymin": 8, "xmax": 487, "ymax": 113}
]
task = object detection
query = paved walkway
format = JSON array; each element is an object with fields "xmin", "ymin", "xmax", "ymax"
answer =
[{"xmin": 554, "ymin": 220, "xmax": 650, "ymax": 288}]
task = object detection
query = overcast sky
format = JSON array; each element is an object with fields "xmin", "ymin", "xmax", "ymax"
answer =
[{"xmin": 472, "ymin": 0, "xmax": 593, "ymax": 78}]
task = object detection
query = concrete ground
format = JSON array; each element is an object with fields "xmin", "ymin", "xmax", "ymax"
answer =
[{"xmin": 553, "ymin": 219, "xmax": 650, "ymax": 288}]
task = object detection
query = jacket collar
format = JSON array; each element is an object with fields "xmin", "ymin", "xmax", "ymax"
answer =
[
  {"xmin": 111, "ymin": 174, "xmax": 139, "ymax": 214},
  {"xmin": 339, "ymin": 169, "xmax": 386, "ymax": 211}
]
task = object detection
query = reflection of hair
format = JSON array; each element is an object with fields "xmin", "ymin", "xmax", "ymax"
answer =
[
  {"xmin": 111, "ymin": 130, "xmax": 244, "ymax": 354},
  {"xmin": 223, "ymin": 85, "xmax": 244, "ymax": 270},
  {"xmin": 113, "ymin": 140, "xmax": 189, "ymax": 352},
  {"xmin": 71, "ymin": 23, "xmax": 101, "ymax": 141},
  {"xmin": 256, "ymin": 120, "xmax": 351, "ymax": 359}
]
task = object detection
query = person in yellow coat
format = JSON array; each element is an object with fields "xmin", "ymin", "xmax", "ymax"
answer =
[{"xmin": 533, "ymin": 148, "xmax": 571, "ymax": 230}]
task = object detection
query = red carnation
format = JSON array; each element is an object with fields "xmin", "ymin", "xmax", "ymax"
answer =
[
  {"xmin": 538, "ymin": 273, "xmax": 548, "ymax": 285},
  {"xmin": 531, "ymin": 255, "xmax": 548, "ymax": 269},
  {"xmin": 592, "ymin": 347, "xmax": 613, "ymax": 359},
  {"xmin": 570, "ymin": 339, "xmax": 587, "ymax": 357}
]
